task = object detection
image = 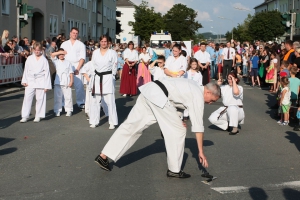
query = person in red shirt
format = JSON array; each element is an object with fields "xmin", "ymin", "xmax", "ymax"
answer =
[{"xmin": 192, "ymin": 43, "xmax": 200, "ymax": 55}]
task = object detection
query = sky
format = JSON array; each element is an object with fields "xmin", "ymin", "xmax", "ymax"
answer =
[{"xmin": 130, "ymin": 0, "xmax": 263, "ymax": 35}]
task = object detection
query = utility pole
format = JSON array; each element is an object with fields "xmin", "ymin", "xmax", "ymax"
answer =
[
  {"xmin": 291, "ymin": 13, "xmax": 296, "ymax": 40},
  {"xmin": 16, "ymin": 0, "xmax": 20, "ymax": 40}
]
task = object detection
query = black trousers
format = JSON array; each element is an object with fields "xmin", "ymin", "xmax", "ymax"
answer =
[
  {"xmin": 200, "ymin": 63, "xmax": 210, "ymax": 85},
  {"xmin": 223, "ymin": 60, "xmax": 233, "ymax": 80}
]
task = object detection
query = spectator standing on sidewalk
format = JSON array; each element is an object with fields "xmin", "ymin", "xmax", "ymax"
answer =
[
  {"xmin": 221, "ymin": 41, "xmax": 235, "ymax": 84},
  {"xmin": 1, "ymin": 30, "xmax": 9, "ymax": 47},
  {"xmin": 60, "ymin": 27, "xmax": 86, "ymax": 109}
]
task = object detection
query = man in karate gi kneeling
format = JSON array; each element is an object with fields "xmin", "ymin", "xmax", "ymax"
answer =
[{"xmin": 95, "ymin": 78, "xmax": 221, "ymax": 178}]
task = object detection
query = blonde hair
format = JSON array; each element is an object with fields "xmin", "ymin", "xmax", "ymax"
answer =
[
  {"xmin": 295, "ymin": 47, "xmax": 300, "ymax": 54},
  {"xmin": 33, "ymin": 42, "xmax": 43, "ymax": 50},
  {"xmin": 1, "ymin": 30, "xmax": 9, "ymax": 40}
]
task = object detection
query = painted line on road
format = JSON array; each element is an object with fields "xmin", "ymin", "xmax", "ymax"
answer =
[{"xmin": 211, "ymin": 181, "xmax": 300, "ymax": 194}]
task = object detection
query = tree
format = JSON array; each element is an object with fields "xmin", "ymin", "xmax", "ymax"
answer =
[
  {"xmin": 225, "ymin": 14, "xmax": 254, "ymax": 42},
  {"xmin": 163, "ymin": 4, "xmax": 202, "ymax": 41},
  {"xmin": 116, "ymin": 19, "xmax": 122, "ymax": 35},
  {"xmin": 248, "ymin": 11, "xmax": 285, "ymax": 41},
  {"xmin": 129, "ymin": 1, "xmax": 165, "ymax": 42}
]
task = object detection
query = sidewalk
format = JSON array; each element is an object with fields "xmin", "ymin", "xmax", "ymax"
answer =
[{"xmin": 0, "ymin": 83, "xmax": 24, "ymax": 97}]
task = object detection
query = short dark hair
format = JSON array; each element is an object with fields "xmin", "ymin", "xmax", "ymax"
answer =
[
  {"xmin": 172, "ymin": 43, "xmax": 181, "ymax": 51},
  {"xmin": 200, "ymin": 42, "xmax": 206, "ymax": 46},
  {"xmin": 128, "ymin": 41, "xmax": 134, "ymax": 47},
  {"xmin": 181, "ymin": 50, "xmax": 187, "ymax": 57},
  {"xmin": 285, "ymin": 40, "xmax": 293, "ymax": 47},
  {"xmin": 157, "ymin": 55, "xmax": 165, "ymax": 62},
  {"xmin": 70, "ymin": 27, "xmax": 79, "ymax": 33},
  {"xmin": 99, "ymin": 35, "xmax": 109, "ymax": 42}
]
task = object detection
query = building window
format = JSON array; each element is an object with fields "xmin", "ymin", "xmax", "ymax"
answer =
[
  {"xmin": 68, "ymin": 19, "xmax": 74, "ymax": 33},
  {"xmin": 2, "ymin": 0, "xmax": 9, "ymax": 15},
  {"xmin": 92, "ymin": 24, "xmax": 96, "ymax": 38},
  {"xmin": 68, "ymin": 0, "xmax": 74, "ymax": 4},
  {"xmin": 76, "ymin": 0, "xmax": 81, "ymax": 6},
  {"xmin": 92, "ymin": 0, "xmax": 96, "ymax": 13},
  {"xmin": 82, "ymin": 0, "xmax": 87, "ymax": 9},
  {"xmin": 88, "ymin": 10, "xmax": 91, "ymax": 27},
  {"xmin": 103, "ymin": 5, "xmax": 106, "ymax": 17},
  {"xmin": 50, "ymin": 15, "xmax": 58, "ymax": 35},
  {"xmin": 82, "ymin": 23, "xmax": 87, "ymax": 37},
  {"xmin": 62, "ymin": 1, "xmax": 65, "ymax": 22}
]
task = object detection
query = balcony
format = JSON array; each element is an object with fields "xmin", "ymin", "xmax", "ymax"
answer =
[{"xmin": 97, "ymin": 13, "xmax": 102, "ymax": 23}]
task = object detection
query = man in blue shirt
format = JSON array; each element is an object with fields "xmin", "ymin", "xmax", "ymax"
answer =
[{"xmin": 206, "ymin": 42, "xmax": 216, "ymax": 79}]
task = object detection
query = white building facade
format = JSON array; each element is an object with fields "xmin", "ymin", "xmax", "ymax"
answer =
[{"xmin": 116, "ymin": 0, "xmax": 135, "ymax": 43}]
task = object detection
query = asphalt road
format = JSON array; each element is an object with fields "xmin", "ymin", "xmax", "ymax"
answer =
[{"xmin": 0, "ymin": 80, "xmax": 300, "ymax": 200}]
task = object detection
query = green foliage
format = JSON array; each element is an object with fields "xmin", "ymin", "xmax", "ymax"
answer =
[
  {"xmin": 163, "ymin": 4, "xmax": 202, "ymax": 41},
  {"xmin": 129, "ymin": 1, "xmax": 202, "ymax": 42},
  {"xmin": 248, "ymin": 11, "xmax": 285, "ymax": 41},
  {"xmin": 225, "ymin": 14, "xmax": 253, "ymax": 42},
  {"xmin": 129, "ymin": 1, "xmax": 165, "ymax": 42}
]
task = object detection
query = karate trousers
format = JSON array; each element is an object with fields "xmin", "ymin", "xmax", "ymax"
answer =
[
  {"xmin": 102, "ymin": 95, "xmax": 186, "ymax": 173},
  {"xmin": 89, "ymin": 93, "xmax": 118, "ymax": 126},
  {"xmin": 54, "ymin": 85, "xmax": 73, "ymax": 113},
  {"xmin": 85, "ymin": 88, "xmax": 109, "ymax": 116},
  {"xmin": 208, "ymin": 106, "xmax": 245, "ymax": 130},
  {"xmin": 71, "ymin": 63, "xmax": 85, "ymax": 106},
  {"xmin": 21, "ymin": 88, "xmax": 47, "ymax": 118}
]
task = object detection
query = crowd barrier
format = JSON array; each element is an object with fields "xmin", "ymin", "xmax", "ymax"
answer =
[{"xmin": 0, "ymin": 55, "xmax": 23, "ymax": 85}]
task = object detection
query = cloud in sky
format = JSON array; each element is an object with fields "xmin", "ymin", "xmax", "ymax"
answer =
[{"xmin": 128, "ymin": 0, "xmax": 262, "ymax": 34}]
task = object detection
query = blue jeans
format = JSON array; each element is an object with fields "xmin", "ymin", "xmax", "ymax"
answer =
[{"xmin": 243, "ymin": 65, "xmax": 248, "ymax": 76}]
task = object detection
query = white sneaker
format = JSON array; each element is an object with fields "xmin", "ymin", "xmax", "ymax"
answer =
[
  {"xmin": 122, "ymin": 94, "xmax": 127, "ymax": 97},
  {"xmin": 20, "ymin": 118, "xmax": 27, "ymax": 123},
  {"xmin": 66, "ymin": 112, "xmax": 72, "ymax": 117},
  {"xmin": 90, "ymin": 124, "xmax": 98, "ymax": 128},
  {"xmin": 109, "ymin": 124, "xmax": 115, "ymax": 130},
  {"xmin": 33, "ymin": 117, "xmax": 40, "ymax": 123},
  {"xmin": 55, "ymin": 112, "xmax": 61, "ymax": 117}
]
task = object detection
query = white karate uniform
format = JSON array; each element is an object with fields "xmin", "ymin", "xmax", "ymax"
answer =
[
  {"xmin": 149, "ymin": 66, "xmax": 166, "ymax": 81},
  {"xmin": 208, "ymin": 85, "xmax": 245, "ymax": 130},
  {"xmin": 183, "ymin": 70, "xmax": 203, "ymax": 117},
  {"xmin": 60, "ymin": 40, "xmax": 86, "ymax": 106},
  {"xmin": 52, "ymin": 58, "xmax": 74, "ymax": 113},
  {"xmin": 88, "ymin": 49, "xmax": 118, "ymax": 126},
  {"xmin": 102, "ymin": 78, "xmax": 205, "ymax": 173},
  {"xmin": 21, "ymin": 55, "xmax": 52, "ymax": 118},
  {"xmin": 194, "ymin": 50, "xmax": 211, "ymax": 64},
  {"xmin": 164, "ymin": 55, "xmax": 187, "ymax": 77},
  {"xmin": 82, "ymin": 61, "xmax": 109, "ymax": 116}
]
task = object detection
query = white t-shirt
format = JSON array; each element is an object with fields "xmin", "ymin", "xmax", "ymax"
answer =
[
  {"xmin": 194, "ymin": 50, "xmax": 211, "ymax": 64},
  {"xmin": 242, "ymin": 56, "xmax": 248, "ymax": 65},
  {"xmin": 123, "ymin": 48, "xmax": 138, "ymax": 62},
  {"xmin": 282, "ymin": 87, "xmax": 291, "ymax": 105},
  {"xmin": 139, "ymin": 53, "xmax": 151, "ymax": 63}
]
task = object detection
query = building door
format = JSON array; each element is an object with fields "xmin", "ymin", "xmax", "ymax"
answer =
[{"xmin": 32, "ymin": 12, "xmax": 44, "ymax": 41}]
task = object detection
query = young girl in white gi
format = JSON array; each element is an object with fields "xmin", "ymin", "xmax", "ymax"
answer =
[
  {"xmin": 183, "ymin": 58, "xmax": 203, "ymax": 120},
  {"xmin": 209, "ymin": 72, "xmax": 244, "ymax": 135},
  {"xmin": 149, "ymin": 55, "xmax": 166, "ymax": 81},
  {"xmin": 164, "ymin": 43, "xmax": 187, "ymax": 78},
  {"xmin": 89, "ymin": 35, "xmax": 118, "ymax": 129},
  {"xmin": 20, "ymin": 42, "xmax": 52, "ymax": 123},
  {"xmin": 51, "ymin": 48, "xmax": 74, "ymax": 117}
]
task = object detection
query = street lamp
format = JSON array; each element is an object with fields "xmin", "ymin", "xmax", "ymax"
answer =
[{"xmin": 218, "ymin": 16, "xmax": 234, "ymax": 40}]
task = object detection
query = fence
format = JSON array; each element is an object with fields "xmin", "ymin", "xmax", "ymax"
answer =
[{"xmin": 0, "ymin": 55, "xmax": 23, "ymax": 85}]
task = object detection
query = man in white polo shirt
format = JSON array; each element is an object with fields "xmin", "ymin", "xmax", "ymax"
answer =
[
  {"xmin": 61, "ymin": 27, "xmax": 86, "ymax": 109},
  {"xmin": 194, "ymin": 42, "xmax": 211, "ymax": 85}
]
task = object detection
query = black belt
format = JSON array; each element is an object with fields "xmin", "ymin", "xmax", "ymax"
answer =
[
  {"xmin": 154, "ymin": 80, "xmax": 168, "ymax": 97},
  {"xmin": 217, "ymin": 105, "xmax": 243, "ymax": 120},
  {"xmin": 92, "ymin": 70, "xmax": 112, "ymax": 96}
]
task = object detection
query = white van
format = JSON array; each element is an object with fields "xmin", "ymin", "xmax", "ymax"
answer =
[{"xmin": 150, "ymin": 30, "xmax": 172, "ymax": 55}]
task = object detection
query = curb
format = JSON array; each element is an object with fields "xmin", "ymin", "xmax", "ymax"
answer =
[{"xmin": 0, "ymin": 87, "xmax": 25, "ymax": 97}]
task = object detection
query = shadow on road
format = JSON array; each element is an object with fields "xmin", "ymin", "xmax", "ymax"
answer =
[
  {"xmin": 282, "ymin": 188, "xmax": 300, "ymax": 200},
  {"xmin": 0, "ymin": 137, "xmax": 17, "ymax": 156},
  {"xmin": 285, "ymin": 131, "xmax": 300, "ymax": 152},
  {"xmin": 249, "ymin": 187, "xmax": 268, "ymax": 200},
  {"xmin": 115, "ymin": 96, "xmax": 134, "ymax": 124},
  {"xmin": 114, "ymin": 138, "xmax": 214, "ymax": 171},
  {"xmin": 0, "ymin": 93, "xmax": 24, "ymax": 102},
  {"xmin": 0, "ymin": 116, "xmax": 21, "ymax": 129}
]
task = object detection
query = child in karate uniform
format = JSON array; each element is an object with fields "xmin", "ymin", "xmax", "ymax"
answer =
[
  {"xmin": 20, "ymin": 42, "xmax": 52, "ymax": 123},
  {"xmin": 149, "ymin": 55, "xmax": 166, "ymax": 81},
  {"xmin": 51, "ymin": 48, "xmax": 74, "ymax": 117}
]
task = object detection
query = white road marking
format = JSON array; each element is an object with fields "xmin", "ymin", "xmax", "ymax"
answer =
[{"xmin": 211, "ymin": 181, "xmax": 300, "ymax": 194}]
